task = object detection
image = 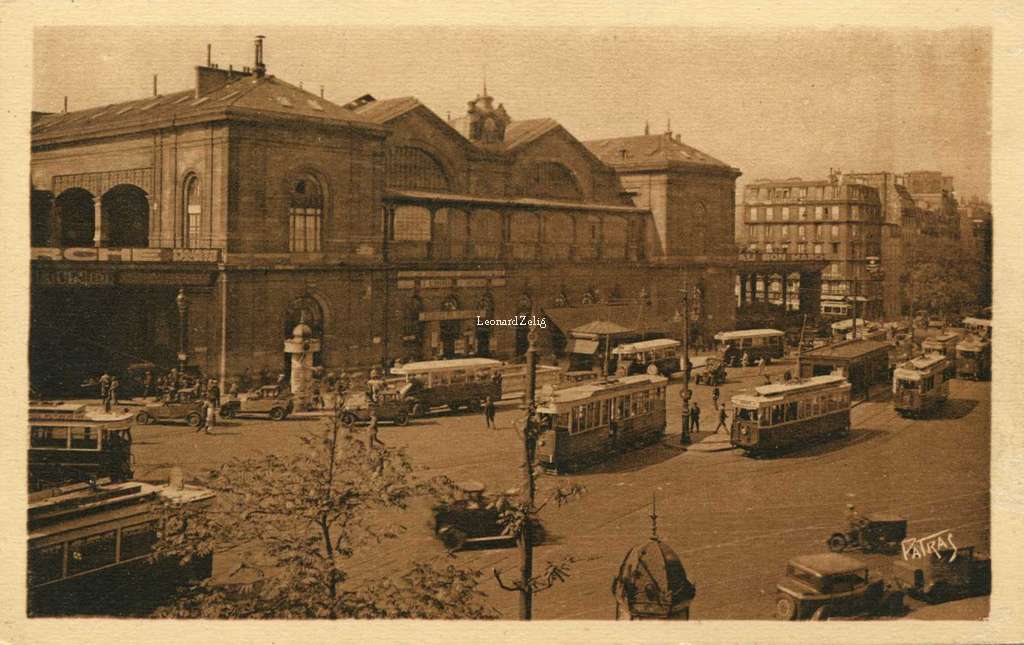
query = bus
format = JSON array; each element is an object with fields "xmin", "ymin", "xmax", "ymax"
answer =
[
  {"xmin": 820, "ymin": 301, "xmax": 853, "ymax": 320},
  {"xmin": 535, "ymin": 374, "xmax": 667, "ymax": 473},
  {"xmin": 29, "ymin": 403, "xmax": 135, "ymax": 492},
  {"xmin": 962, "ymin": 317, "xmax": 992, "ymax": 339},
  {"xmin": 611, "ymin": 338, "xmax": 681, "ymax": 376},
  {"xmin": 729, "ymin": 374, "xmax": 851, "ymax": 454},
  {"xmin": 28, "ymin": 478, "xmax": 215, "ymax": 616},
  {"xmin": 921, "ymin": 332, "xmax": 960, "ymax": 378},
  {"xmin": 955, "ymin": 336, "xmax": 991, "ymax": 381},
  {"xmin": 714, "ymin": 329, "xmax": 785, "ymax": 367},
  {"xmin": 892, "ymin": 353, "xmax": 950, "ymax": 417},
  {"xmin": 390, "ymin": 358, "xmax": 502, "ymax": 416}
]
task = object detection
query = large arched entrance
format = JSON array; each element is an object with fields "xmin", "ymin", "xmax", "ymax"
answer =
[
  {"xmin": 55, "ymin": 188, "xmax": 95, "ymax": 247},
  {"xmin": 102, "ymin": 184, "xmax": 149, "ymax": 247}
]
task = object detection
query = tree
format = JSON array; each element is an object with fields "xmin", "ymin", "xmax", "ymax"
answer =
[
  {"xmin": 152, "ymin": 417, "xmax": 497, "ymax": 619},
  {"xmin": 901, "ymin": 237, "xmax": 983, "ymax": 317}
]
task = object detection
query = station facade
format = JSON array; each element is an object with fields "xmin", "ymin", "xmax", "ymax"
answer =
[{"xmin": 29, "ymin": 43, "xmax": 740, "ymax": 393}]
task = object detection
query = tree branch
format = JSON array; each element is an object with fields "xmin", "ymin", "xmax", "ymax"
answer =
[{"xmin": 492, "ymin": 567, "xmax": 521, "ymax": 592}]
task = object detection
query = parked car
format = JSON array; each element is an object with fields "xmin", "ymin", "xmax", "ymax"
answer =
[
  {"xmin": 339, "ymin": 388, "xmax": 410, "ymax": 426},
  {"xmin": 893, "ymin": 546, "xmax": 991, "ymax": 603},
  {"xmin": 432, "ymin": 481, "xmax": 543, "ymax": 552},
  {"xmin": 693, "ymin": 356, "xmax": 727, "ymax": 386},
  {"xmin": 775, "ymin": 553, "xmax": 904, "ymax": 620},
  {"xmin": 133, "ymin": 399, "xmax": 205, "ymax": 427},
  {"xmin": 827, "ymin": 513, "xmax": 907, "ymax": 554},
  {"xmin": 220, "ymin": 386, "xmax": 294, "ymax": 421}
]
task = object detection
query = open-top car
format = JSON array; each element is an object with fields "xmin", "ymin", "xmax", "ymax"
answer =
[
  {"xmin": 893, "ymin": 546, "xmax": 991, "ymax": 603},
  {"xmin": 775, "ymin": 553, "xmax": 904, "ymax": 620},
  {"xmin": 339, "ymin": 387, "xmax": 410, "ymax": 426},
  {"xmin": 693, "ymin": 356, "xmax": 727, "ymax": 385},
  {"xmin": 134, "ymin": 399, "xmax": 205, "ymax": 427},
  {"xmin": 432, "ymin": 481, "xmax": 543, "ymax": 552},
  {"xmin": 220, "ymin": 386, "xmax": 294, "ymax": 421}
]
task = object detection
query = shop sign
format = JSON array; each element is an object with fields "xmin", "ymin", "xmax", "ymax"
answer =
[
  {"xmin": 31, "ymin": 247, "xmax": 220, "ymax": 263},
  {"xmin": 33, "ymin": 269, "xmax": 113, "ymax": 287}
]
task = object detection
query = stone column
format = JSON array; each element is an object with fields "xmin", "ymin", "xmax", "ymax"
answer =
[{"xmin": 93, "ymin": 196, "xmax": 105, "ymax": 247}]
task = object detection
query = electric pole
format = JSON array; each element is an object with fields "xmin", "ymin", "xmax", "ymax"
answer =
[
  {"xmin": 679, "ymin": 280, "xmax": 691, "ymax": 445},
  {"xmin": 519, "ymin": 321, "xmax": 538, "ymax": 619}
]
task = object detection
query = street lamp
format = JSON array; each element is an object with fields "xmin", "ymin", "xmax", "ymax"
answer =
[{"xmin": 175, "ymin": 288, "xmax": 190, "ymax": 372}]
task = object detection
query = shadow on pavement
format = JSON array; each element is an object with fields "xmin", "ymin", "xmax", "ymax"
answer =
[
  {"xmin": 935, "ymin": 398, "xmax": 979, "ymax": 420},
  {"xmin": 576, "ymin": 440, "xmax": 687, "ymax": 475},
  {"xmin": 747, "ymin": 428, "xmax": 888, "ymax": 460}
]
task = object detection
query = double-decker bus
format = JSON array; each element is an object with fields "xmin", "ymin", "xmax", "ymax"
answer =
[
  {"xmin": 29, "ymin": 403, "xmax": 134, "ymax": 492},
  {"xmin": 535, "ymin": 374, "xmax": 667, "ymax": 473},
  {"xmin": 28, "ymin": 478, "xmax": 215, "ymax": 616},
  {"xmin": 892, "ymin": 353, "xmax": 950, "ymax": 417},
  {"xmin": 729, "ymin": 374, "xmax": 851, "ymax": 454},
  {"xmin": 955, "ymin": 335, "xmax": 991, "ymax": 381}
]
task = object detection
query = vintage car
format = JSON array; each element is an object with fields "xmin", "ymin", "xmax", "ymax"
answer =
[
  {"xmin": 827, "ymin": 513, "xmax": 907, "ymax": 554},
  {"xmin": 893, "ymin": 546, "xmax": 991, "ymax": 603},
  {"xmin": 432, "ymin": 481, "xmax": 543, "ymax": 552},
  {"xmin": 339, "ymin": 388, "xmax": 411, "ymax": 426},
  {"xmin": 133, "ymin": 399, "xmax": 205, "ymax": 427},
  {"xmin": 220, "ymin": 386, "xmax": 294, "ymax": 421},
  {"xmin": 693, "ymin": 356, "xmax": 727, "ymax": 386},
  {"xmin": 775, "ymin": 553, "xmax": 904, "ymax": 620}
]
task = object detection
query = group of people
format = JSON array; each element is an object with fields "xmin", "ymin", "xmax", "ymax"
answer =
[{"xmin": 96, "ymin": 372, "xmax": 121, "ymax": 412}]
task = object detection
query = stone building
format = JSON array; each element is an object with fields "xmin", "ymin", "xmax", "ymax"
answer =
[
  {"xmin": 29, "ymin": 41, "xmax": 741, "ymax": 394},
  {"xmin": 739, "ymin": 172, "xmax": 884, "ymax": 320}
]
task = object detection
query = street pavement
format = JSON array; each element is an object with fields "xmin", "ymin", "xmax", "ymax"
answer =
[{"xmin": 118, "ymin": 355, "xmax": 990, "ymax": 620}]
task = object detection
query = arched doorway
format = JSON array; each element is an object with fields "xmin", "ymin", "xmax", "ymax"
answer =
[
  {"xmin": 102, "ymin": 184, "xmax": 149, "ymax": 247},
  {"xmin": 55, "ymin": 188, "xmax": 95, "ymax": 247},
  {"xmin": 439, "ymin": 294, "xmax": 460, "ymax": 359},
  {"xmin": 283, "ymin": 295, "xmax": 325, "ymax": 376}
]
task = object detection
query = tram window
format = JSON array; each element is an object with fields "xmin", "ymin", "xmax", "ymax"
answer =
[
  {"xmin": 119, "ymin": 522, "xmax": 158, "ymax": 561},
  {"xmin": 31, "ymin": 426, "xmax": 69, "ymax": 449},
  {"xmin": 736, "ymin": 407, "xmax": 757, "ymax": 421},
  {"xmin": 600, "ymin": 400, "xmax": 610, "ymax": 425},
  {"xmin": 67, "ymin": 530, "xmax": 117, "ymax": 576},
  {"xmin": 555, "ymin": 413, "xmax": 569, "ymax": 430},
  {"xmin": 619, "ymin": 397, "xmax": 629, "ymax": 419},
  {"xmin": 760, "ymin": 407, "xmax": 771, "ymax": 426},
  {"xmin": 70, "ymin": 427, "xmax": 99, "ymax": 450},
  {"xmin": 786, "ymin": 401, "xmax": 799, "ymax": 421},
  {"xmin": 28, "ymin": 543, "xmax": 64, "ymax": 587}
]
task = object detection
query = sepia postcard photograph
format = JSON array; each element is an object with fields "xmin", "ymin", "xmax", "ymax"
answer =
[{"xmin": 1, "ymin": 1, "xmax": 1022, "ymax": 643}]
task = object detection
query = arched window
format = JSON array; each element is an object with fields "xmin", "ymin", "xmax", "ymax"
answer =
[
  {"xmin": 524, "ymin": 162, "xmax": 582, "ymax": 201},
  {"xmin": 102, "ymin": 184, "xmax": 149, "ymax": 248},
  {"xmin": 55, "ymin": 188, "xmax": 95, "ymax": 247},
  {"xmin": 183, "ymin": 175, "xmax": 202, "ymax": 248},
  {"xmin": 290, "ymin": 176, "xmax": 324, "ymax": 253},
  {"xmin": 386, "ymin": 146, "xmax": 450, "ymax": 192}
]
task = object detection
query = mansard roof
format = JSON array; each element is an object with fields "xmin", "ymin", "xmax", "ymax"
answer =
[{"xmin": 584, "ymin": 132, "xmax": 738, "ymax": 174}]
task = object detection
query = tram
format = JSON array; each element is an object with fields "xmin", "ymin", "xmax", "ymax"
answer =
[
  {"xmin": 892, "ymin": 353, "xmax": 950, "ymax": 417},
  {"xmin": 535, "ymin": 374, "xmax": 667, "ymax": 473},
  {"xmin": 729, "ymin": 374, "xmax": 851, "ymax": 454},
  {"xmin": 955, "ymin": 335, "xmax": 991, "ymax": 381},
  {"xmin": 28, "ymin": 478, "xmax": 215, "ymax": 616},
  {"xmin": 29, "ymin": 403, "xmax": 135, "ymax": 492}
]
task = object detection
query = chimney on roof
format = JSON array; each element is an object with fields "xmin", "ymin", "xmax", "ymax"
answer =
[
  {"xmin": 320, "ymin": 85, "xmax": 324, "ymax": 99},
  {"xmin": 63, "ymin": 96, "xmax": 67, "ymax": 113},
  {"xmin": 207, "ymin": 43, "xmax": 212, "ymax": 67},
  {"xmin": 254, "ymin": 35, "xmax": 266, "ymax": 77},
  {"xmin": 153, "ymin": 74, "xmax": 158, "ymax": 97},
  {"xmin": 644, "ymin": 120, "xmax": 649, "ymax": 136},
  {"xmin": 675, "ymin": 134, "xmax": 681, "ymax": 143}
]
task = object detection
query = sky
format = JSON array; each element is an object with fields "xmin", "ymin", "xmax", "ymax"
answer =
[{"xmin": 33, "ymin": 25, "xmax": 992, "ymax": 201}]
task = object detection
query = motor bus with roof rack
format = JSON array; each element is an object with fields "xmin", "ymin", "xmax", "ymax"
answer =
[
  {"xmin": 713, "ymin": 329, "xmax": 785, "ymax": 367},
  {"xmin": 611, "ymin": 338, "xmax": 681, "ymax": 376},
  {"xmin": 729, "ymin": 374, "xmax": 851, "ymax": 454},
  {"xmin": 27, "ymin": 477, "xmax": 215, "ymax": 616},
  {"xmin": 892, "ymin": 353, "xmax": 950, "ymax": 417},
  {"xmin": 954, "ymin": 335, "xmax": 990, "ymax": 381},
  {"xmin": 29, "ymin": 403, "xmax": 135, "ymax": 492},
  {"xmin": 389, "ymin": 358, "xmax": 502, "ymax": 416},
  {"xmin": 534, "ymin": 374, "xmax": 667, "ymax": 473}
]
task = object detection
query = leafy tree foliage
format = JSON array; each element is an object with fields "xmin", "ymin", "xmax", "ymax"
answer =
[
  {"xmin": 152, "ymin": 417, "xmax": 497, "ymax": 619},
  {"xmin": 901, "ymin": 237, "xmax": 984, "ymax": 316}
]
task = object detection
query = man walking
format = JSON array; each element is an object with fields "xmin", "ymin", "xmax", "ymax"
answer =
[
  {"xmin": 484, "ymin": 396, "xmax": 496, "ymax": 429},
  {"xmin": 368, "ymin": 413, "xmax": 384, "ymax": 448},
  {"xmin": 716, "ymin": 406, "xmax": 729, "ymax": 433},
  {"xmin": 712, "ymin": 385, "xmax": 720, "ymax": 410},
  {"xmin": 99, "ymin": 372, "xmax": 111, "ymax": 409},
  {"xmin": 691, "ymin": 402, "xmax": 701, "ymax": 432}
]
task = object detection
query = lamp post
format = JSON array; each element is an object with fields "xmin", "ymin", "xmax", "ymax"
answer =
[
  {"xmin": 679, "ymin": 283, "xmax": 691, "ymax": 445},
  {"xmin": 175, "ymin": 288, "xmax": 189, "ymax": 372}
]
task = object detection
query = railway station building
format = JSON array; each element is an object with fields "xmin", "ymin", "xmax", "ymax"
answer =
[{"xmin": 29, "ymin": 41, "xmax": 740, "ymax": 394}]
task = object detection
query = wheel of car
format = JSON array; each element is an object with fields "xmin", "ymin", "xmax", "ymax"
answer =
[
  {"xmin": 810, "ymin": 604, "xmax": 830, "ymax": 621},
  {"xmin": 775, "ymin": 596, "xmax": 798, "ymax": 621},
  {"xmin": 135, "ymin": 411, "xmax": 153, "ymax": 425},
  {"xmin": 467, "ymin": 399, "xmax": 482, "ymax": 412},
  {"xmin": 438, "ymin": 526, "xmax": 467, "ymax": 551},
  {"xmin": 394, "ymin": 410, "xmax": 409, "ymax": 426},
  {"xmin": 411, "ymin": 403, "xmax": 429, "ymax": 417},
  {"xmin": 269, "ymin": 407, "xmax": 286, "ymax": 421},
  {"xmin": 885, "ymin": 591, "xmax": 905, "ymax": 615},
  {"xmin": 220, "ymin": 406, "xmax": 236, "ymax": 419},
  {"xmin": 827, "ymin": 534, "xmax": 847, "ymax": 552},
  {"xmin": 341, "ymin": 412, "xmax": 357, "ymax": 426},
  {"xmin": 448, "ymin": 401, "xmax": 463, "ymax": 412},
  {"xmin": 185, "ymin": 412, "xmax": 202, "ymax": 427}
]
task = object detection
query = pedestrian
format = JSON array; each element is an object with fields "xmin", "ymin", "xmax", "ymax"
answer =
[
  {"xmin": 716, "ymin": 406, "xmax": 728, "ymax": 433},
  {"xmin": 99, "ymin": 372, "xmax": 111, "ymax": 406},
  {"xmin": 712, "ymin": 385, "xmax": 720, "ymax": 410},
  {"xmin": 196, "ymin": 398, "xmax": 208, "ymax": 433},
  {"xmin": 143, "ymin": 370, "xmax": 153, "ymax": 398},
  {"xmin": 690, "ymin": 402, "xmax": 701, "ymax": 432},
  {"xmin": 484, "ymin": 396, "xmax": 496, "ymax": 429},
  {"xmin": 109, "ymin": 376, "xmax": 120, "ymax": 406},
  {"xmin": 368, "ymin": 413, "xmax": 383, "ymax": 448},
  {"xmin": 209, "ymin": 379, "xmax": 221, "ymax": 409},
  {"xmin": 241, "ymin": 367, "xmax": 253, "ymax": 392},
  {"xmin": 609, "ymin": 418, "xmax": 620, "ymax": 452},
  {"xmin": 228, "ymin": 379, "xmax": 239, "ymax": 398},
  {"xmin": 783, "ymin": 370, "xmax": 792, "ymax": 382},
  {"xmin": 741, "ymin": 352, "xmax": 750, "ymax": 368},
  {"xmin": 757, "ymin": 356, "xmax": 766, "ymax": 376}
]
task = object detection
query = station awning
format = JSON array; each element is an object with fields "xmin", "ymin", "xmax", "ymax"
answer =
[{"xmin": 566, "ymin": 338, "xmax": 600, "ymax": 354}]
